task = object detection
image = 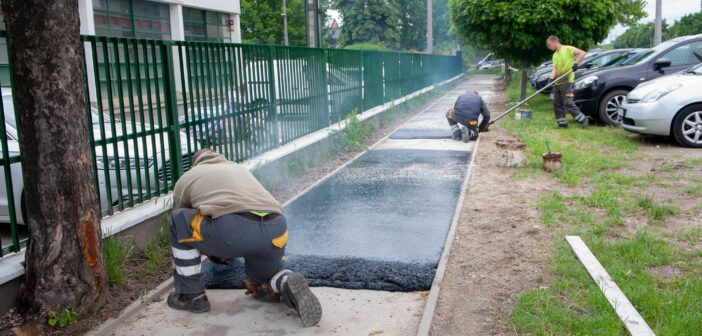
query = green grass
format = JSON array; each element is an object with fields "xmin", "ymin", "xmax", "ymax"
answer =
[
  {"xmin": 103, "ymin": 236, "xmax": 134, "ymax": 285},
  {"xmin": 143, "ymin": 225, "xmax": 170, "ymax": 273},
  {"xmin": 684, "ymin": 184, "xmax": 702, "ymax": 197},
  {"xmin": 335, "ymin": 109, "xmax": 375, "ymax": 153},
  {"xmin": 636, "ymin": 195, "xmax": 679, "ymax": 225},
  {"xmin": 513, "ymin": 232, "xmax": 702, "ymax": 336},
  {"xmin": 504, "ymin": 74, "xmax": 702, "ymax": 335}
]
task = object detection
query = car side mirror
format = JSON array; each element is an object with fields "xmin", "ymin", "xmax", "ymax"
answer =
[
  {"xmin": 654, "ymin": 58, "xmax": 672, "ymax": 71},
  {"xmin": 583, "ymin": 63, "xmax": 594, "ymax": 69}
]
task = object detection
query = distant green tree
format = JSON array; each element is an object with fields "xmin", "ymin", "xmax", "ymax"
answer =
[
  {"xmin": 613, "ymin": 22, "xmax": 663, "ymax": 48},
  {"xmin": 397, "ymin": 0, "xmax": 427, "ymax": 50},
  {"xmin": 432, "ymin": 0, "xmax": 452, "ymax": 47},
  {"xmin": 450, "ymin": 0, "xmax": 646, "ymax": 99},
  {"xmin": 343, "ymin": 42, "xmax": 388, "ymax": 50},
  {"xmin": 336, "ymin": 0, "xmax": 400, "ymax": 49},
  {"xmin": 241, "ymin": 0, "xmax": 307, "ymax": 45},
  {"xmin": 665, "ymin": 12, "xmax": 702, "ymax": 40}
]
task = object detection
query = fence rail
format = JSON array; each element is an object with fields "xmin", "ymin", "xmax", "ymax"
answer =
[{"xmin": 0, "ymin": 34, "xmax": 463, "ymax": 257}]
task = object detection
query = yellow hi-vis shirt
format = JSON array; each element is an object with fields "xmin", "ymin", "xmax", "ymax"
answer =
[{"xmin": 552, "ymin": 45, "xmax": 576, "ymax": 84}]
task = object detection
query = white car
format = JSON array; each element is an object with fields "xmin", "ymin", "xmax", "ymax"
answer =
[
  {"xmin": 0, "ymin": 89, "xmax": 191, "ymax": 224},
  {"xmin": 620, "ymin": 63, "xmax": 702, "ymax": 148}
]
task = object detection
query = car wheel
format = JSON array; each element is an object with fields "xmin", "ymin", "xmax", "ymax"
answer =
[
  {"xmin": 672, "ymin": 105, "xmax": 702, "ymax": 148},
  {"xmin": 598, "ymin": 90, "xmax": 629, "ymax": 126}
]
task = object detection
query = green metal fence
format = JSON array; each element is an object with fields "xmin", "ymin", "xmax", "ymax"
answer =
[{"xmin": 0, "ymin": 34, "xmax": 463, "ymax": 257}]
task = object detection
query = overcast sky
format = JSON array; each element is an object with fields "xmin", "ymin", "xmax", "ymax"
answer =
[{"xmin": 606, "ymin": 0, "xmax": 702, "ymax": 42}]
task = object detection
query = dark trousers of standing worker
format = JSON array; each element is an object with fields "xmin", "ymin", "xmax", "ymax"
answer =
[
  {"xmin": 552, "ymin": 82, "xmax": 587, "ymax": 126},
  {"xmin": 446, "ymin": 110, "xmax": 479, "ymax": 141},
  {"xmin": 169, "ymin": 208, "xmax": 288, "ymax": 295}
]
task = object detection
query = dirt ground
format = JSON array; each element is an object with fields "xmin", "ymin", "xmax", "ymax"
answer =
[{"xmin": 430, "ymin": 87, "xmax": 558, "ymax": 335}]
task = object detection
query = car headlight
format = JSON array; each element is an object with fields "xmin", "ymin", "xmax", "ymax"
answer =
[
  {"xmin": 640, "ymin": 84, "xmax": 682, "ymax": 103},
  {"xmin": 573, "ymin": 75, "xmax": 598, "ymax": 90},
  {"xmin": 96, "ymin": 157, "xmax": 154, "ymax": 170}
]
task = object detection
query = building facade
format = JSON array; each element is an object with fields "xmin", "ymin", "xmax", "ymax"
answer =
[{"xmin": 0, "ymin": 0, "xmax": 242, "ymax": 90}]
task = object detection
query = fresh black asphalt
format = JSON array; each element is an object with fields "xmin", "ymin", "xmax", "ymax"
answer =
[{"xmin": 203, "ymin": 149, "xmax": 470, "ymax": 291}]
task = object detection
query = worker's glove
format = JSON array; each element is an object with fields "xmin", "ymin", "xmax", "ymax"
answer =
[
  {"xmin": 478, "ymin": 120, "xmax": 490, "ymax": 133},
  {"xmin": 572, "ymin": 63, "xmax": 579, "ymax": 71}
]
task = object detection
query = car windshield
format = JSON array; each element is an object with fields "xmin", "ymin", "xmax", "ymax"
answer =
[
  {"xmin": 621, "ymin": 41, "xmax": 680, "ymax": 66},
  {"xmin": 603, "ymin": 51, "xmax": 637, "ymax": 67}
]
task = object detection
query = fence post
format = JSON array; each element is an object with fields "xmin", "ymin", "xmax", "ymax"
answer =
[
  {"xmin": 359, "ymin": 50, "xmax": 365, "ymax": 114},
  {"xmin": 162, "ymin": 43, "xmax": 184, "ymax": 184},
  {"xmin": 266, "ymin": 45, "xmax": 279, "ymax": 147}
]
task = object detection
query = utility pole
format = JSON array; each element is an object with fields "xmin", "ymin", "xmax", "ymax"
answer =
[
  {"xmin": 305, "ymin": 0, "xmax": 321, "ymax": 47},
  {"xmin": 282, "ymin": 0, "xmax": 289, "ymax": 46},
  {"xmin": 654, "ymin": 0, "xmax": 662, "ymax": 45},
  {"xmin": 426, "ymin": 0, "xmax": 433, "ymax": 53}
]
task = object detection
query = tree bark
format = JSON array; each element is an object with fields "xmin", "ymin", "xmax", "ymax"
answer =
[
  {"xmin": 503, "ymin": 63, "xmax": 512, "ymax": 82},
  {"xmin": 2, "ymin": 0, "xmax": 107, "ymax": 318},
  {"xmin": 519, "ymin": 69, "xmax": 528, "ymax": 101}
]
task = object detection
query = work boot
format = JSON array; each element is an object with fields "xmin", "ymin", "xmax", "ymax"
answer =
[
  {"xmin": 167, "ymin": 292, "xmax": 210, "ymax": 313},
  {"xmin": 451, "ymin": 130, "xmax": 462, "ymax": 141},
  {"xmin": 460, "ymin": 125, "xmax": 470, "ymax": 143},
  {"xmin": 275, "ymin": 271, "xmax": 322, "ymax": 327},
  {"xmin": 557, "ymin": 123, "xmax": 569, "ymax": 129},
  {"xmin": 579, "ymin": 117, "xmax": 589, "ymax": 128}
]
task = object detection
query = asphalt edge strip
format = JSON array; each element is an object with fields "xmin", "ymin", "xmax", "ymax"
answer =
[
  {"xmin": 87, "ymin": 75, "xmax": 469, "ymax": 335},
  {"xmin": 416, "ymin": 130, "xmax": 482, "ymax": 336}
]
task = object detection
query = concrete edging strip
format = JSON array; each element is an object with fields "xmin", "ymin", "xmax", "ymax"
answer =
[
  {"xmin": 88, "ymin": 278, "xmax": 174, "ymax": 336},
  {"xmin": 416, "ymin": 131, "xmax": 482, "ymax": 336},
  {"xmin": 565, "ymin": 236, "xmax": 655, "ymax": 336}
]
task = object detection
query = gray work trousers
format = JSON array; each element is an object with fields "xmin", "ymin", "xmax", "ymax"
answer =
[
  {"xmin": 552, "ymin": 82, "xmax": 587, "ymax": 126},
  {"xmin": 169, "ymin": 208, "xmax": 287, "ymax": 294}
]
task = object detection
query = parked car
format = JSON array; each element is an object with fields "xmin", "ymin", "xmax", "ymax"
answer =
[
  {"xmin": 529, "ymin": 50, "xmax": 637, "ymax": 93},
  {"xmin": 475, "ymin": 53, "xmax": 494, "ymax": 68},
  {"xmin": 573, "ymin": 34, "xmax": 702, "ymax": 125},
  {"xmin": 478, "ymin": 59, "xmax": 504, "ymax": 70},
  {"xmin": 0, "ymin": 89, "xmax": 191, "ymax": 224},
  {"xmin": 620, "ymin": 63, "xmax": 702, "ymax": 147},
  {"xmin": 528, "ymin": 51, "xmax": 600, "ymax": 93}
]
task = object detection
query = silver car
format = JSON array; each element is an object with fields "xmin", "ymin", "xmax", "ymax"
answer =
[
  {"xmin": 621, "ymin": 63, "xmax": 702, "ymax": 148},
  {"xmin": 0, "ymin": 89, "xmax": 191, "ymax": 224}
]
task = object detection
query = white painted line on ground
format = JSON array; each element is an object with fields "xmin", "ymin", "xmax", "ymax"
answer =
[{"xmin": 565, "ymin": 236, "xmax": 656, "ymax": 336}]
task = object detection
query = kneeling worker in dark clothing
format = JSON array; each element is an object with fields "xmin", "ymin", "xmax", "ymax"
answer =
[
  {"xmin": 167, "ymin": 148, "xmax": 322, "ymax": 327},
  {"xmin": 446, "ymin": 91, "xmax": 491, "ymax": 142}
]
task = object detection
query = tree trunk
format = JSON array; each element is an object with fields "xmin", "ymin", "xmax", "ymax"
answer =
[
  {"xmin": 520, "ymin": 69, "xmax": 528, "ymax": 101},
  {"xmin": 2, "ymin": 0, "xmax": 107, "ymax": 319},
  {"xmin": 503, "ymin": 63, "xmax": 512, "ymax": 82}
]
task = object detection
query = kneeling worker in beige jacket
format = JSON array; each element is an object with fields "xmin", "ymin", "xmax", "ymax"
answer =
[{"xmin": 167, "ymin": 148, "xmax": 322, "ymax": 327}]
